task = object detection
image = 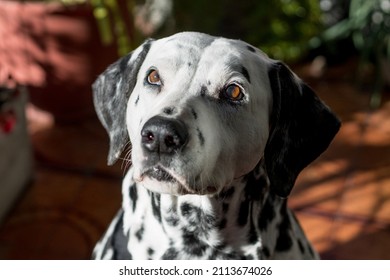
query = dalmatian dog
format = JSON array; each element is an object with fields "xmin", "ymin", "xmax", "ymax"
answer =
[{"xmin": 92, "ymin": 32, "xmax": 340, "ymax": 260}]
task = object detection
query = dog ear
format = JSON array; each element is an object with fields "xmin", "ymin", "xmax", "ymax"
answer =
[
  {"xmin": 265, "ymin": 62, "xmax": 341, "ymax": 198},
  {"xmin": 93, "ymin": 39, "xmax": 153, "ymax": 165}
]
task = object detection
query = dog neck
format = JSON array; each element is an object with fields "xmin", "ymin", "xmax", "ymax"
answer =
[{"xmin": 123, "ymin": 160, "xmax": 287, "ymax": 259}]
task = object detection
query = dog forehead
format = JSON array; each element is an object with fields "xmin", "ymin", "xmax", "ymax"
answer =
[
  {"xmin": 144, "ymin": 32, "xmax": 272, "ymax": 80},
  {"xmin": 149, "ymin": 33, "xmax": 260, "ymax": 60}
]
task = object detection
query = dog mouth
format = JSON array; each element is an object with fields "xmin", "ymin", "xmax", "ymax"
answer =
[
  {"xmin": 138, "ymin": 165, "xmax": 218, "ymax": 195},
  {"xmin": 144, "ymin": 166, "xmax": 176, "ymax": 183},
  {"xmin": 140, "ymin": 165, "xmax": 193, "ymax": 195}
]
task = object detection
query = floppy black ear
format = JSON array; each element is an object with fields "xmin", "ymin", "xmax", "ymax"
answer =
[
  {"xmin": 265, "ymin": 62, "xmax": 341, "ymax": 198},
  {"xmin": 93, "ymin": 39, "xmax": 153, "ymax": 165}
]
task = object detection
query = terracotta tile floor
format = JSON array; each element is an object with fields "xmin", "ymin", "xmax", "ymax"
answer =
[{"xmin": 0, "ymin": 61, "xmax": 390, "ymax": 259}]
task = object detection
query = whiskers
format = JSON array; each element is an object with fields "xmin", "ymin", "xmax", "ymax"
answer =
[{"xmin": 119, "ymin": 141, "xmax": 133, "ymax": 175}]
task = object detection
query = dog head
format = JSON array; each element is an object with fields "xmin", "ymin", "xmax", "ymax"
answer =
[{"xmin": 93, "ymin": 32, "xmax": 340, "ymax": 197}]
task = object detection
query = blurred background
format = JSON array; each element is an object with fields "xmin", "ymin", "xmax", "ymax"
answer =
[{"xmin": 0, "ymin": 0, "xmax": 389, "ymax": 259}]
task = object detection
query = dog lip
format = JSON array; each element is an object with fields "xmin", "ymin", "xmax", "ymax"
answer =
[
  {"xmin": 144, "ymin": 165, "xmax": 177, "ymax": 183},
  {"xmin": 141, "ymin": 166, "xmax": 216, "ymax": 195},
  {"xmin": 141, "ymin": 165, "xmax": 197, "ymax": 194}
]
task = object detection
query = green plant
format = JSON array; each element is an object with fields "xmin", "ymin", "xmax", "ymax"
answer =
[
  {"xmin": 320, "ymin": 0, "xmax": 390, "ymax": 60},
  {"xmin": 91, "ymin": 0, "xmax": 134, "ymax": 55},
  {"xmin": 29, "ymin": 0, "xmax": 134, "ymax": 56},
  {"xmin": 316, "ymin": 0, "xmax": 390, "ymax": 107},
  {"xmin": 174, "ymin": 0, "xmax": 323, "ymax": 62}
]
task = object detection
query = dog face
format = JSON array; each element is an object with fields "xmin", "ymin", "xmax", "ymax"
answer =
[
  {"xmin": 127, "ymin": 33, "xmax": 273, "ymax": 195},
  {"xmin": 93, "ymin": 32, "xmax": 340, "ymax": 197}
]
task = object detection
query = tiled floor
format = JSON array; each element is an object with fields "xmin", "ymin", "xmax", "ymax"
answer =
[{"xmin": 0, "ymin": 60, "xmax": 389, "ymax": 259}]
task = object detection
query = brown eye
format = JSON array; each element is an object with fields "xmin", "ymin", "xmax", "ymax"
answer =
[
  {"xmin": 224, "ymin": 84, "xmax": 244, "ymax": 101},
  {"xmin": 147, "ymin": 69, "xmax": 161, "ymax": 85}
]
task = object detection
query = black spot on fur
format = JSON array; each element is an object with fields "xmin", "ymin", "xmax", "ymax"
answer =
[
  {"xmin": 182, "ymin": 228, "xmax": 200, "ymax": 242},
  {"xmin": 150, "ymin": 193, "xmax": 162, "ymax": 222},
  {"xmin": 275, "ymin": 202, "xmax": 293, "ymax": 252},
  {"xmin": 182, "ymin": 229, "xmax": 208, "ymax": 256},
  {"xmin": 200, "ymin": 85, "xmax": 208, "ymax": 97},
  {"xmin": 119, "ymin": 53, "xmax": 132, "ymax": 73},
  {"xmin": 188, "ymin": 62, "xmax": 192, "ymax": 67},
  {"xmin": 135, "ymin": 224, "xmax": 144, "ymax": 241},
  {"xmin": 197, "ymin": 128, "xmax": 205, "ymax": 146},
  {"xmin": 238, "ymin": 173, "xmax": 268, "ymax": 227},
  {"xmin": 180, "ymin": 203, "xmax": 216, "ymax": 234},
  {"xmin": 181, "ymin": 203, "xmax": 202, "ymax": 225},
  {"xmin": 230, "ymin": 63, "xmax": 251, "ymax": 84},
  {"xmin": 135, "ymin": 95, "xmax": 140, "ymax": 106},
  {"xmin": 191, "ymin": 107, "xmax": 198, "ymax": 119},
  {"xmin": 164, "ymin": 207, "xmax": 179, "ymax": 226},
  {"xmin": 164, "ymin": 209, "xmax": 179, "ymax": 227},
  {"xmin": 204, "ymin": 213, "xmax": 217, "ymax": 228},
  {"xmin": 247, "ymin": 45, "xmax": 256, "ymax": 52},
  {"xmin": 258, "ymin": 194, "xmax": 276, "ymax": 231},
  {"xmin": 240, "ymin": 66, "xmax": 251, "ymax": 83},
  {"xmin": 180, "ymin": 203, "xmax": 195, "ymax": 218},
  {"xmin": 129, "ymin": 184, "xmax": 137, "ymax": 212},
  {"xmin": 209, "ymin": 248, "xmax": 242, "ymax": 259},
  {"xmin": 165, "ymin": 215, "xmax": 179, "ymax": 227},
  {"xmin": 147, "ymin": 248, "xmax": 155, "ymax": 257},
  {"xmin": 209, "ymin": 251, "xmax": 218, "ymax": 259},
  {"xmin": 163, "ymin": 107, "xmax": 175, "ymax": 115},
  {"xmin": 111, "ymin": 211, "xmax": 132, "ymax": 259},
  {"xmin": 261, "ymin": 246, "xmax": 271, "ymax": 259},
  {"xmin": 215, "ymin": 243, "xmax": 227, "ymax": 251},
  {"xmin": 226, "ymin": 252, "xmax": 239, "ymax": 259},
  {"xmin": 162, "ymin": 247, "xmax": 179, "ymax": 259}
]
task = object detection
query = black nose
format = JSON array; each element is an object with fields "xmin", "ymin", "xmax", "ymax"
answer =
[{"xmin": 141, "ymin": 116, "xmax": 189, "ymax": 154}]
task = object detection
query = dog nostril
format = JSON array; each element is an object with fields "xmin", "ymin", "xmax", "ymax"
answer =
[
  {"xmin": 164, "ymin": 129, "xmax": 187, "ymax": 151},
  {"xmin": 142, "ymin": 131, "xmax": 155, "ymax": 142},
  {"xmin": 141, "ymin": 116, "xmax": 188, "ymax": 154},
  {"xmin": 164, "ymin": 135, "xmax": 176, "ymax": 147}
]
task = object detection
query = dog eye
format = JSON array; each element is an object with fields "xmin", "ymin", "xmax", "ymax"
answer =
[
  {"xmin": 223, "ymin": 84, "xmax": 244, "ymax": 101},
  {"xmin": 147, "ymin": 70, "xmax": 161, "ymax": 85}
]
